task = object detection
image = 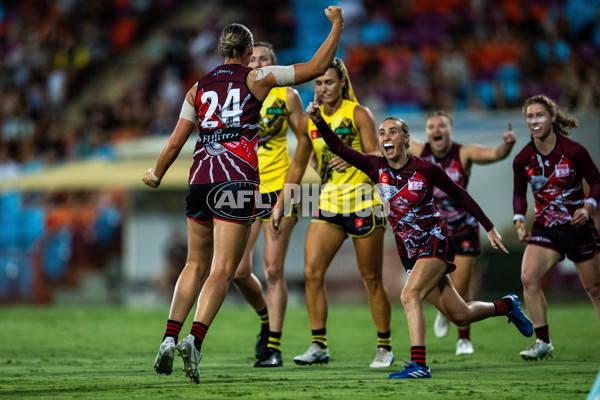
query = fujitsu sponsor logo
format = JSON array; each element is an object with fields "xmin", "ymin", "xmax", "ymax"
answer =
[{"xmin": 197, "ymin": 128, "xmax": 241, "ymax": 144}]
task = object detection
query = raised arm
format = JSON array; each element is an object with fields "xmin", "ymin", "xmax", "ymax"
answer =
[
  {"xmin": 306, "ymin": 96, "xmax": 378, "ymax": 177},
  {"xmin": 249, "ymin": 6, "xmax": 344, "ymax": 100},
  {"xmin": 407, "ymin": 139, "xmax": 425, "ymax": 157},
  {"xmin": 293, "ymin": 6, "xmax": 344, "ymax": 84},
  {"xmin": 459, "ymin": 122, "xmax": 516, "ymax": 174},
  {"xmin": 329, "ymin": 103, "xmax": 377, "ymax": 172}
]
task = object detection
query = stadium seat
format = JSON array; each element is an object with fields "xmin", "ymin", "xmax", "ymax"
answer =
[
  {"xmin": 475, "ymin": 81, "xmax": 496, "ymax": 109},
  {"xmin": 19, "ymin": 208, "xmax": 45, "ymax": 250},
  {"xmin": 44, "ymin": 228, "xmax": 72, "ymax": 282}
]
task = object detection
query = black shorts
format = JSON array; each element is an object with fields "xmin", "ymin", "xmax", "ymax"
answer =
[
  {"xmin": 255, "ymin": 190, "xmax": 299, "ymax": 221},
  {"xmin": 312, "ymin": 205, "xmax": 386, "ymax": 238},
  {"xmin": 400, "ymin": 237, "xmax": 457, "ymax": 275},
  {"xmin": 529, "ymin": 220, "xmax": 600, "ymax": 262},
  {"xmin": 452, "ymin": 226, "xmax": 481, "ymax": 257},
  {"xmin": 186, "ymin": 181, "xmax": 259, "ymax": 224}
]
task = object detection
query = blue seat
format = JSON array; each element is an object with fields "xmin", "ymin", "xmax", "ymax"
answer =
[
  {"xmin": 386, "ymin": 102, "xmax": 422, "ymax": 116},
  {"xmin": 44, "ymin": 228, "xmax": 72, "ymax": 282},
  {"xmin": 475, "ymin": 81, "xmax": 496, "ymax": 109},
  {"xmin": 0, "ymin": 216, "xmax": 19, "ymax": 249},
  {"xmin": 495, "ymin": 64, "xmax": 521, "ymax": 105},
  {"xmin": 359, "ymin": 20, "xmax": 392, "ymax": 45},
  {"xmin": 0, "ymin": 191, "xmax": 21, "ymax": 217},
  {"xmin": 19, "ymin": 208, "xmax": 45, "ymax": 249}
]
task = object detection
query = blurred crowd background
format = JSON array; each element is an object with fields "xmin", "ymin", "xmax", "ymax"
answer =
[{"xmin": 0, "ymin": 0, "xmax": 599, "ymax": 304}]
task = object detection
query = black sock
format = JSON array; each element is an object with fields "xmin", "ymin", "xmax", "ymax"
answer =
[{"xmin": 535, "ymin": 325, "xmax": 550, "ymax": 344}]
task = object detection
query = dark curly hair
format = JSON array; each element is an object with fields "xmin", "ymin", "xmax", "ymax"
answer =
[{"xmin": 522, "ymin": 94, "xmax": 578, "ymax": 136}]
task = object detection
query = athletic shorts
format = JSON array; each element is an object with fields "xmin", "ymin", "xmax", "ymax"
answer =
[
  {"xmin": 400, "ymin": 237, "xmax": 457, "ymax": 275},
  {"xmin": 312, "ymin": 205, "xmax": 386, "ymax": 238},
  {"xmin": 186, "ymin": 181, "xmax": 259, "ymax": 224},
  {"xmin": 451, "ymin": 226, "xmax": 481, "ymax": 257},
  {"xmin": 529, "ymin": 220, "xmax": 600, "ymax": 262},
  {"xmin": 256, "ymin": 190, "xmax": 299, "ymax": 222}
]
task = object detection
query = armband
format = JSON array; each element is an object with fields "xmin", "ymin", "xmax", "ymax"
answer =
[
  {"xmin": 179, "ymin": 99, "xmax": 196, "ymax": 123},
  {"xmin": 255, "ymin": 65, "xmax": 296, "ymax": 86},
  {"xmin": 513, "ymin": 214, "xmax": 526, "ymax": 224},
  {"xmin": 585, "ymin": 198, "xmax": 597, "ymax": 209},
  {"xmin": 148, "ymin": 168, "xmax": 161, "ymax": 183}
]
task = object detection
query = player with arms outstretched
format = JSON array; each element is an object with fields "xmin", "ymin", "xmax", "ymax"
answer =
[{"xmin": 295, "ymin": 94, "xmax": 533, "ymax": 379}]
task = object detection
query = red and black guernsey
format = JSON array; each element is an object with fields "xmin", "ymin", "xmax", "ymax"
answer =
[
  {"xmin": 314, "ymin": 119, "xmax": 494, "ymax": 259},
  {"xmin": 513, "ymin": 134, "xmax": 600, "ymax": 227},
  {"xmin": 190, "ymin": 64, "xmax": 262, "ymax": 185},
  {"xmin": 421, "ymin": 142, "xmax": 478, "ymax": 235}
]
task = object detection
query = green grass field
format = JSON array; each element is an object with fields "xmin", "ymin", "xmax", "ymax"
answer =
[{"xmin": 0, "ymin": 302, "xmax": 598, "ymax": 399}]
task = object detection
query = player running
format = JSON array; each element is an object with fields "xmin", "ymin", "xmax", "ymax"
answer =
[
  {"xmin": 292, "ymin": 94, "xmax": 533, "ymax": 379},
  {"xmin": 513, "ymin": 94, "xmax": 600, "ymax": 361},
  {"xmin": 409, "ymin": 111, "xmax": 516, "ymax": 355},
  {"xmin": 272, "ymin": 58, "xmax": 393, "ymax": 368}
]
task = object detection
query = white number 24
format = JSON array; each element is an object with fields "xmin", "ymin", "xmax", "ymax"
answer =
[{"xmin": 200, "ymin": 88, "xmax": 241, "ymax": 129}]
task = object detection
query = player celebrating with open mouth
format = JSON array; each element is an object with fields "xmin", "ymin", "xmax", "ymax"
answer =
[{"xmin": 288, "ymin": 94, "xmax": 533, "ymax": 379}]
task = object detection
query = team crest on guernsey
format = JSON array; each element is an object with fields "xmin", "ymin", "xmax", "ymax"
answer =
[
  {"xmin": 555, "ymin": 163, "xmax": 570, "ymax": 178},
  {"xmin": 259, "ymin": 98, "xmax": 286, "ymax": 147},
  {"xmin": 445, "ymin": 167, "xmax": 460, "ymax": 182},
  {"xmin": 408, "ymin": 179, "xmax": 424, "ymax": 191},
  {"xmin": 336, "ymin": 118, "xmax": 357, "ymax": 145}
]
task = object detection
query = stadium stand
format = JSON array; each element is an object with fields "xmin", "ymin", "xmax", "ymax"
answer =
[{"xmin": 0, "ymin": 0, "xmax": 598, "ymax": 303}]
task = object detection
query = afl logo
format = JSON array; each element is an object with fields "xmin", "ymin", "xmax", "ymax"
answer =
[{"xmin": 207, "ymin": 181, "xmax": 277, "ymax": 220}]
